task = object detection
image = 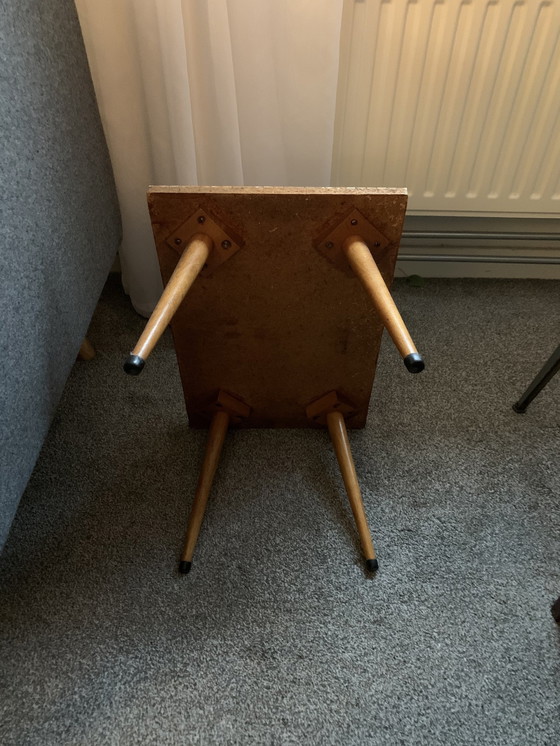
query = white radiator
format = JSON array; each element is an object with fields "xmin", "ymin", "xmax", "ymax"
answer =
[{"xmin": 332, "ymin": 0, "xmax": 560, "ymax": 218}]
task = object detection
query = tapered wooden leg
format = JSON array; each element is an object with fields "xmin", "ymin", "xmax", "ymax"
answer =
[
  {"xmin": 179, "ymin": 410, "xmax": 230, "ymax": 574},
  {"xmin": 78, "ymin": 337, "xmax": 95, "ymax": 361},
  {"xmin": 124, "ymin": 233, "xmax": 212, "ymax": 375},
  {"xmin": 326, "ymin": 411, "xmax": 378, "ymax": 572},
  {"xmin": 343, "ymin": 236, "xmax": 424, "ymax": 374}
]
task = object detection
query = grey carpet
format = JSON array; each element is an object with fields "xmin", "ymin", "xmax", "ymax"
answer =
[{"xmin": 1, "ymin": 275, "xmax": 559, "ymax": 745}]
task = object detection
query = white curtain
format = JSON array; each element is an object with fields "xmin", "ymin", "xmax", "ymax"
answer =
[{"xmin": 75, "ymin": 0, "xmax": 344, "ymax": 315}]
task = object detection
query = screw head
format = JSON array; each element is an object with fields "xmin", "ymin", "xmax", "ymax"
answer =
[
  {"xmin": 350, "ymin": 218, "xmax": 358, "ymax": 226},
  {"xmin": 325, "ymin": 241, "xmax": 334, "ymax": 249},
  {"xmin": 174, "ymin": 238, "xmax": 182, "ymax": 245},
  {"xmin": 221, "ymin": 240, "xmax": 231, "ymax": 249},
  {"xmin": 197, "ymin": 215, "xmax": 206, "ymax": 224},
  {"xmin": 374, "ymin": 241, "xmax": 381, "ymax": 247}
]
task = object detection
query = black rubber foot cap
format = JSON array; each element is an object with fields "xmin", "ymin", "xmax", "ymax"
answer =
[
  {"xmin": 179, "ymin": 561, "xmax": 192, "ymax": 574},
  {"xmin": 512, "ymin": 402, "xmax": 526, "ymax": 414},
  {"xmin": 123, "ymin": 354, "xmax": 145, "ymax": 376},
  {"xmin": 365, "ymin": 558, "xmax": 379, "ymax": 572},
  {"xmin": 552, "ymin": 596, "xmax": 560, "ymax": 624},
  {"xmin": 404, "ymin": 352, "xmax": 425, "ymax": 374}
]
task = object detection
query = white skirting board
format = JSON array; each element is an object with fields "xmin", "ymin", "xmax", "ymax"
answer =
[
  {"xmin": 395, "ymin": 216, "xmax": 560, "ymax": 278},
  {"xmin": 396, "ymin": 252, "xmax": 560, "ymax": 280}
]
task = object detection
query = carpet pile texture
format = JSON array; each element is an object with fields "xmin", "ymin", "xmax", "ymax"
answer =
[{"xmin": 1, "ymin": 275, "xmax": 559, "ymax": 745}]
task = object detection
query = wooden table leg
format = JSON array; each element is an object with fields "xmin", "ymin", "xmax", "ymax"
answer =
[
  {"xmin": 343, "ymin": 236, "xmax": 424, "ymax": 374},
  {"xmin": 326, "ymin": 411, "xmax": 378, "ymax": 572},
  {"xmin": 179, "ymin": 410, "xmax": 230, "ymax": 574},
  {"xmin": 78, "ymin": 337, "xmax": 95, "ymax": 361},
  {"xmin": 124, "ymin": 233, "xmax": 212, "ymax": 375}
]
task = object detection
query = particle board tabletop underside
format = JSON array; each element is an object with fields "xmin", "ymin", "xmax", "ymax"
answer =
[{"xmin": 148, "ymin": 187, "xmax": 408, "ymax": 428}]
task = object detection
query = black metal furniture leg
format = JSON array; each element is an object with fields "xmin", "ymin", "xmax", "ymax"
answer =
[
  {"xmin": 551, "ymin": 596, "xmax": 560, "ymax": 624},
  {"xmin": 513, "ymin": 344, "xmax": 560, "ymax": 413}
]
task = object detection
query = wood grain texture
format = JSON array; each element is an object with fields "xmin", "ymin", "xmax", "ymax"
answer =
[
  {"xmin": 131, "ymin": 234, "xmax": 211, "ymax": 361},
  {"xmin": 180, "ymin": 410, "xmax": 230, "ymax": 564},
  {"xmin": 327, "ymin": 411, "xmax": 376, "ymax": 561},
  {"xmin": 343, "ymin": 236, "xmax": 418, "ymax": 359},
  {"xmin": 77, "ymin": 338, "xmax": 95, "ymax": 361},
  {"xmin": 147, "ymin": 186, "xmax": 407, "ymax": 428}
]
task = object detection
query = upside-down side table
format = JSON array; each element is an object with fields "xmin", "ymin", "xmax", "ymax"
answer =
[{"xmin": 124, "ymin": 187, "xmax": 424, "ymax": 575}]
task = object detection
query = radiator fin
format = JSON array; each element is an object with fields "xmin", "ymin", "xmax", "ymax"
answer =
[{"xmin": 333, "ymin": 0, "xmax": 560, "ymax": 216}]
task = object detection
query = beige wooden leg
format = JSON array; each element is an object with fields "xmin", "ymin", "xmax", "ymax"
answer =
[
  {"xmin": 179, "ymin": 410, "xmax": 230, "ymax": 574},
  {"xmin": 78, "ymin": 337, "xmax": 95, "ymax": 361},
  {"xmin": 342, "ymin": 236, "xmax": 424, "ymax": 374},
  {"xmin": 124, "ymin": 233, "xmax": 212, "ymax": 375},
  {"xmin": 326, "ymin": 410, "xmax": 378, "ymax": 572}
]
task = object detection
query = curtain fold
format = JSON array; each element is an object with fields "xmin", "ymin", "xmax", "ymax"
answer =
[{"xmin": 75, "ymin": 0, "xmax": 344, "ymax": 315}]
